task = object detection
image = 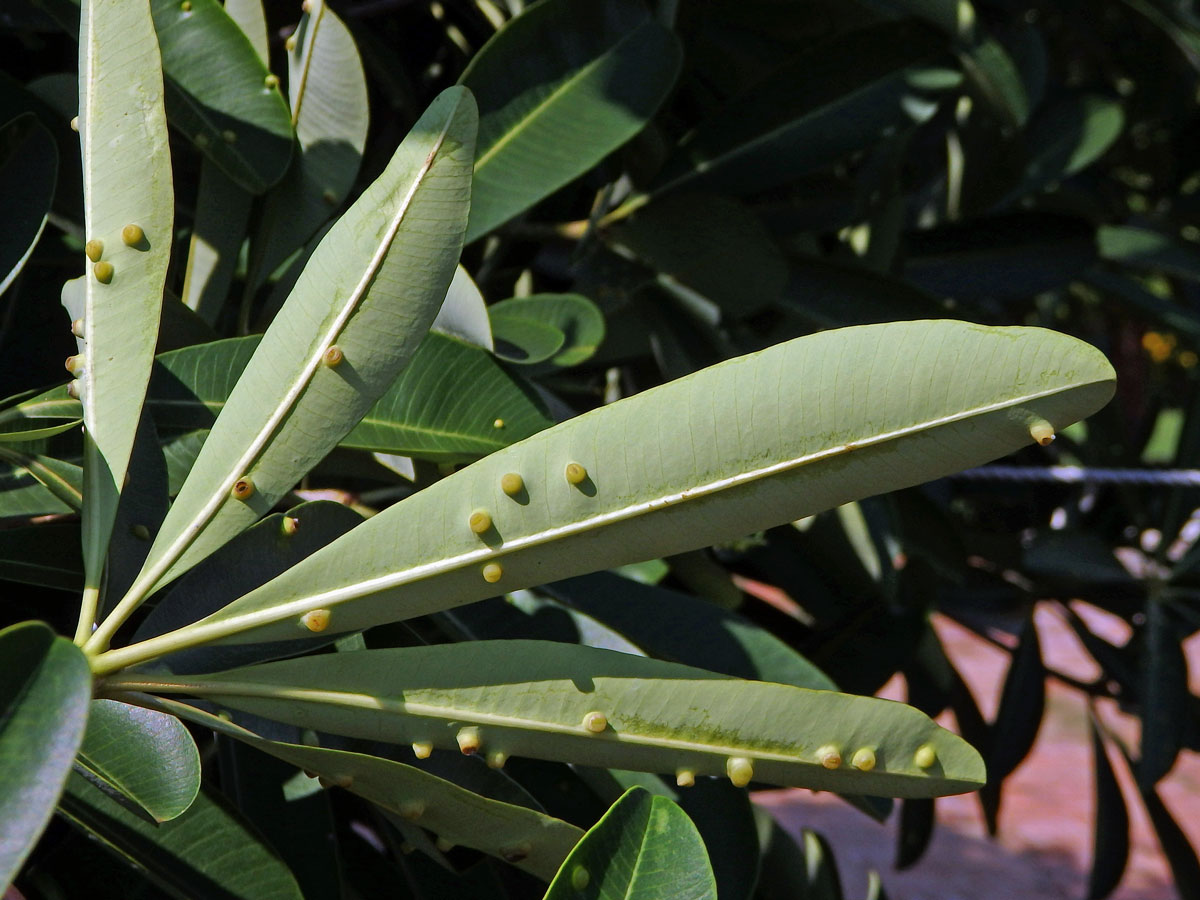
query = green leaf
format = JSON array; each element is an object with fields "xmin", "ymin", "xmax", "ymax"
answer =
[
  {"xmin": 0, "ymin": 418, "xmax": 80, "ymax": 442},
  {"xmin": 223, "ymin": 0, "xmax": 268, "ymax": 65},
  {"xmin": 494, "ymin": 294, "xmax": 604, "ymax": 370},
  {"xmin": 491, "ymin": 309, "xmax": 566, "ymax": 364},
  {"xmin": 649, "ymin": 21, "xmax": 951, "ymax": 198},
  {"xmin": 130, "ymin": 321, "xmax": 1116, "ymax": 658},
  {"xmin": 0, "ymin": 523, "xmax": 82, "ymax": 590},
  {"xmin": 71, "ymin": 0, "xmax": 173, "ymax": 613},
  {"xmin": 0, "ymin": 621, "xmax": 91, "ymax": 888},
  {"xmin": 609, "ymin": 194, "xmax": 786, "ymax": 321},
  {"xmin": 460, "ymin": 0, "xmax": 682, "ymax": 243},
  {"xmin": 115, "ymin": 639, "xmax": 987, "ymax": 798},
  {"xmin": 0, "ymin": 460, "xmax": 75, "ymax": 519},
  {"xmin": 0, "ymin": 445, "xmax": 83, "ymax": 511},
  {"xmin": 961, "ymin": 37, "xmax": 1029, "ymax": 130},
  {"xmin": 149, "ymin": 0, "xmax": 293, "ymax": 193},
  {"xmin": 1015, "ymin": 93, "xmax": 1124, "ymax": 197},
  {"xmin": 1098, "ymin": 225, "xmax": 1200, "ymax": 282},
  {"xmin": 432, "ymin": 265, "xmax": 494, "ymax": 350},
  {"xmin": 1139, "ymin": 597, "xmax": 1187, "ymax": 790},
  {"xmin": 74, "ymin": 699, "xmax": 200, "ymax": 823},
  {"xmin": 543, "ymin": 787, "xmax": 716, "ymax": 900},
  {"xmin": 148, "ymin": 698, "xmax": 584, "ymax": 882},
  {"xmin": 0, "ymin": 114, "xmax": 56, "ymax": 297},
  {"xmin": 182, "ymin": 160, "xmax": 253, "ymax": 325},
  {"xmin": 59, "ymin": 774, "xmax": 303, "ymax": 900},
  {"xmin": 248, "ymin": 0, "xmax": 369, "ymax": 292},
  {"xmin": 91, "ymin": 86, "xmax": 477, "ymax": 643},
  {"xmin": 1087, "ymin": 719, "xmax": 1129, "ymax": 900}
]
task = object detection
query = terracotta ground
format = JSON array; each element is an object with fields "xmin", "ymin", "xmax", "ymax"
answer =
[{"xmin": 758, "ymin": 608, "xmax": 1200, "ymax": 899}]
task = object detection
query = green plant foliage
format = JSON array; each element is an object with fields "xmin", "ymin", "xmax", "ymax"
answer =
[{"xmin": 0, "ymin": 114, "xmax": 56, "ymax": 297}]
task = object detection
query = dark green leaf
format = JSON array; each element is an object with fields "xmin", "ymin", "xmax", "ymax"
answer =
[
  {"xmin": 0, "ymin": 113, "xmax": 56, "ymax": 297},
  {"xmin": 0, "ymin": 621, "xmax": 91, "ymax": 888},
  {"xmin": 895, "ymin": 798, "xmax": 934, "ymax": 870},
  {"xmin": 0, "ymin": 523, "xmax": 82, "ymax": 590},
  {"xmin": 1140, "ymin": 598, "xmax": 1188, "ymax": 790},
  {"xmin": 1087, "ymin": 719, "xmax": 1129, "ymax": 900}
]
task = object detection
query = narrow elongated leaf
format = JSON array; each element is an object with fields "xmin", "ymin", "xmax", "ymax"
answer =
[
  {"xmin": 111, "ymin": 321, "xmax": 1117, "ymax": 662},
  {"xmin": 0, "ymin": 461, "xmax": 75, "ymax": 519},
  {"xmin": 92, "ymin": 87, "xmax": 476, "ymax": 646},
  {"xmin": 59, "ymin": 775, "xmax": 303, "ymax": 900},
  {"xmin": 224, "ymin": 0, "xmax": 268, "ymax": 65},
  {"xmin": 182, "ymin": 160, "xmax": 253, "ymax": 325},
  {"xmin": 72, "ymin": 0, "xmax": 173, "ymax": 614},
  {"xmin": 0, "ymin": 621, "xmax": 91, "ymax": 888},
  {"xmin": 112, "ymin": 639, "xmax": 986, "ymax": 798},
  {"xmin": 0, "ymin": 523, "xmax": 82, "ymax": 590},
  {"xmin": 0, "ymin": 445, "xmax": 82, "ymax": 511},
  {"xmin": 544, "ymin": 787, "xmax": 716, "ymax": 900},
  {"xmin": 0, "ymin": 418, "xmax": 79, "ymax": 442},
  {"xmin": 74, "ymin": 699, "xmax": 200, "ymax": 823},
  {"xmin": 1087, "ymin": 719, "xmax": 1129, "ymax": 900},
  {"xmin": 248, "ymin": 0, "xmax": 369, "ymax": 292},
  {"xmin": 460, "ymin": 0, "xmax": 682, "ymax": 243},
  {"xmin": 1139, "ymin": 597, "xmax": 1187, "ymax": 790},
  {"xmin": 145, "ymin": 697, "xmax": 583, "ymax": 882},
  {"xmin": 0, "ymin": 114, "xmax": 56, "ymax": 297}
]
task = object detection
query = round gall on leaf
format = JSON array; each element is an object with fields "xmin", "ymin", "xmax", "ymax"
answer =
[
  {"xmin": 399, "ymin": 800, "xmax": 425, "ymax": 821},
  {"xmin": 412, "ymin": 742, "xmax": 432, "ymax": 760},
  {"xmin": 84, "ymin": 239, "xmax": 103, "ymax": 262},
  {"xmin": 914, "ymin": 743, "xmax": 938, "ymax": 769},
  {"xmin": 817, "ymin": 745, "xmax": 842, "ymax": 769},
  {"xmin": 482, "ymin": 562, "xmax": 503, "ymax": 583},
  {"xmin": 281, "ymin": 516, "xmax": 300, "ymax": 536},
  {"xmin": 468, "ymin": 509, "xmax": 492, "ymax": 535},
  {"xmin": 565, "ymin": 462, "xmax": 587, "ymax": 485},
  {"xmin": 727, "ymin": 757, "xmax": 754, "ymax": 787},
  {"xmin": 231, "ymin": 477, "xmax": 255, "ymax": 500},
  {"xmin": 851, "ymin": 748, "xmax": 876, "ymax": 772},
  {"xmin": 486, "ymin": 750, "xmax": 508, "ymax": 769},
  {"xmin": 264, "ymin": 74, "xmax": 280, "ymax": 90},
  {"xmin": 301, "ymin": 609, "xmax": 330, "ymax": 632},
  {"xmin": 1029, "ymin": 420, "xmax": 1055, "ymax": 446},
  {"xmin": 500, "ymin": 472, "xmax": 524, "ymax": 496},
  {"xmin": 571, "ymin": 867, "xmax": 590, "ymax": 891},
  {"xmin": 676, "ymin": 769, "xmax": 695, "ymax": 788},
  {"xmin": 93, "ymin": 261, "xmax": 114, "ymax": 284},
  {"xmin": 493, "ymin": 418, "xmax": 505, "ymax": 429},
  {"xmin": 582, "ymin": 711, "xmax": 607, "ymax": 733},
  {"xmin": 456, "ymin": 726, "xmax": 481, "ymax": 755},
  {"xmin": 121, "ymin": 224, "xmax": 145, "ymax": 247},
  {"xmin": 323, "ymin": 345, "xmax": 344, "ymax": 367},
  {"xmin": 71, "ymin": 318, "xmax": 84, "ymax": 338}
]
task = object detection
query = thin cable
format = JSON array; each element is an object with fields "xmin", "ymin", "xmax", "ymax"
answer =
[{"xmin": 952, "ymin": 466, "xmax": 1200, "ymax": 486}]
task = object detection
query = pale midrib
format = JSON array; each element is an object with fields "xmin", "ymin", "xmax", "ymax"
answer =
[
  {"xmin": 473, "ymin": 25, "xmax": 646, "ymax": 172},
  {"xmin": 86, "ymin": 105, "xmax": 459, "ymax": 652},
  {"xmin": 106, "ymin": 678, "xmax": 836, "ymax": 768},
  {"xmin": 96, "ymin": 376, "xmax": 1099, "ymax": 665}
]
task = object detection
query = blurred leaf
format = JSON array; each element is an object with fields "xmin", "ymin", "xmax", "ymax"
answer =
[
  {"xmin": 489, "ymin": 294, "xmax": 604, "ymax": 369},
  {"xmin": 1125, "ymin": 740, "xmax": 1200, "ymax": 900},
  {"xmin": 75, "ymin": 699, "xmax": 200, "ymax": 823},
  {"xmin": 543, "ymin": 787, "xmax": 717, "ymax": 900},
  {"xmin": 0, "ymin": 114, "xmax": 56, "ymax": 297},
  {"xmin": 778, "ymin": 258, "xmax": 950, "ymax": 329},
  {"xmin": 1015, "ymin": 93, "xmax": 1124, "ymax": 198},
  {"xmin": 0, "ymin": 621, "xmax": 91, "ymax": 888},
  {"xmin": 59, "ymin": 774, "xmax": 304, "ymax": 900},
  {"xmin": 0, "ymin": 522, "xmax": 82, "ymax": 590},
  {"xmin": 1087, "ymin": 718, "xmax": 1129, "ymax": 900},
  {"xmin": 895, "ymin": 797, "xmax": 934, "ymax": 870},
  {"xmin": 962, "ymin": 36, "xmax": 1029, "ymax": 129},
  {"xmin": 1098, "ymin": 225, "xmax": 1200, "ymax": 282},
  {"xmin": 460, "ymin": 0, "xmax": 682, "ymax": 242},
  {"xmin": 1139, "ymin": 597, "xmax": 1188, "ymax": 790},
  {"xmin": 610, "ymin": 193, "xmax": 786, "ymax": 320}
]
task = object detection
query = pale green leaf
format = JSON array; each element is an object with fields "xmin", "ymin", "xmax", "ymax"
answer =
[
  {"xmin": 74, "ymin": 699, "xmax": 200, "ymax": 823},
  {"xmin": 0, "ymin": 445, "xmax": 82, "ymax": 511},
  {"xmin": 71, "ymin": 0, "xmax": 173, "ymax": 604},
  {"xmin": 432, "ymin": 265, "xmax": 494, "ymax": 350},
  {"xmin": 543, "ymin": 787, "xmax": 717, "ymax": 900},
  {"xmin": 0, "ymin": 419, "xmax": 80, "ymax": 442},
  {"xmin": 111, "ymin": 640, "xmax": 986, "ymax": 797},
  {"xmin": 182, "ymin": 160, "xmax": 253, "ymax": 325},
  {"xmin": 489, "ymin": 294, "xmax": 603, "ymax": 369},
  {"xmin": 110, "ymin": 321, "xmax": 1116, "ymax": 662},
  {"xmin": 460, "ymin": 0, "xmax": 682, "ymax": 243},
  {"xmin": 224, "ymin": 0, "xmax": 268, "ymax": 64},
  {"xmin": 0, "ymin": 622, "xmax": 91, "ymax": 888},
  {"xmin": 91, "ymin": 87, "xmax": 476, "ymax": 647}
]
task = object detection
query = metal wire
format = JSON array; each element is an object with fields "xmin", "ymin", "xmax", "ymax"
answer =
[{"xmin": 952, "ymin": 466, "xmax": 1200, "ymax": 486}]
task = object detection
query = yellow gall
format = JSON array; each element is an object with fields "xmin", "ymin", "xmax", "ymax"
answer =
[
  {"xmin": 676, "ymin": 769, "xmax": 695, "ymax": 788},
  {"xmin": 412, "ymin": 742, "xmax": 433, "ymax": 760},
  {"xmin": 399, "ymin": 800, "xmax": 425, "ymax": 821},
  {"xmin": 93, "ymin": 261, "xmax": 114, "ymax": 284},
  {"xmin": 84, "ymin": 239, "xmax": 103, "ymax": 262},
  {"xmin": 181, "ymin": 0, "xmax": 191, "ymax": 10},
  {"xmin": 231, "ymin": 477, "xmax": 255, "ymax": 500},
  {"xmin": 264, "ymin": 74, "xmax": 280, "ymax": 90},
  {"xmin": 727, "ymin": 757, "xmax": 754, "ymax": 787},
  {"xmin": 482, "ymin": 562, "xmax": 503, "ymax": 583},
  {"xmin": 571, "ymin": 866, "xmax": 590, "ymax": 891},
  {"xmin": 281, "ymin": 516, "xmax": 300, "ymax": 536},
  {"xmin": 817, "ymin": 745, "xmax": 842, "ymax": 769},
  {"xmin": 500, "ymin": 472, "xmax": 524, "ymax": 497},
  {"xmin": 71, "ymin": 318, "xmax": 84, "ymax": 338},
  {"xmin": 456, "ymin": 726, "xmax": 481, "ymax": 755},
  {"xmin": 493, "ymin": 418, "xmax": 505, "ymax": 429},
  {"xmin": 323, "ymin": 345, "xmax": 344, "ymax": 367},
  {"xmin": 66, "ymin": 381, "xmax": 80, "ymax": 400},
  {"xmin": 565, "ymin": 462, "xmax": 587, "ymax": 485},
  {"xmin": 851, "ymin": 748, "xmax": 876, "ymax": 772},
  {"xmin": 486, "ymin": 750, "xmax": 508, "ymax": 769},
  {"xmin": 582, "ymin": 711, "xmax": 607, "ymax": 733},
  {"xmin": 468, "ymin": 509, "xmax": 492, "ymax": 535},
  {"xmin": 301, "ymin": 609, "xmax": 330, "ymax": 632},
  {"xmin": 1029, "ymin": 421, "xmax": 1055, "ymax": 446},
  {"xmin": 121, "ymin": 224, "xmax": 144, "ymax": 247},
  {"xmin": 64, "ymin": 355, "xmax": 85, "ymax": 376},
  {"xmin": 70, "ymin": 116, "xmax": 79, "ymax": 132},
  {"xmin": 285, "ymin": 34, "xmax": 298, "ymax": 51},
  {"xmin": 914, "ymin": 744, "xmax": 937, "ymax": 770},
  {"xmin": 317, "ymin": 773, "xmax": 352, "ymax": 789}
]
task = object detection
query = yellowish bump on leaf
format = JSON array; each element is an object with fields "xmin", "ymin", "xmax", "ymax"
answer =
[
  {"xmin": 84, "ymin": 239, "xmax": 103, "ymax": 262},
  {"xmin": 500, "ymin": 472, "xmax": 524, "ymax": 496},
  {"xmin": 323, "ymin": 345, "xmax": 344, "ymax": 367},
  {"xmin": 565, "ymin": 462, "xmax": 587, "ymax": 485},
  {"xmin": 1029, "ymin": 420, "xmax": 1055, "ymax": 446},
  {"xmin": 66, "ymin": 381, "xmax": 80, "ymax": 400},
  {"xmin": 582, "ymin": 711, "xmax": 607, "ymax": 733},
  {"xmin": 264, "ymin": 74, "xmax": 280, "ymax": 90},
  {"xmin": 281, "ymin": 516, "xmax": 300, "ymax": 536},
  {"xmin": 181, "ymin": 0, "xmax": 191, "ymax": 11},
  {"xmin": 231, "ymin": 477, "xmax": 255, "ymax": 500},
  {"xmin": 300, "ymin": 609, "xmax": 330, "ymax": 632},
  {"xmin": 851, "ymin": 748, "xmax": 876, "ymax": 772},
  {"xmin": 435, "ymin": 837, "xmax": 455, "ymax": 853},
  {"xmin": 70, "ymin": 116, "xmax": 79, "ymax": 132},
  {"xmin": 676, "ymin": 769, "xmax": 695, "ymax": 788},
  {"xmin": 64, "ymin": 355, "xmax": 85, "ymax": 376},
  {"xmin": 71, "ymin": 318, "xmax": 84, "ymax": 337},
  {"xmin": 727, "ymin": 757, "xmax": 754, "ymax": 787},
  {"xmin": 412, "ymin": 742, "xmax": 433, "ymax": 760},
  {"xmin": 469, "ymin": 509, "xmax": 492, "ymax": 535},
  {"xmin": 285, "ymin": 33, "xmax": 298, "ymax": 51},
  {"xmin": 121, "ymin": 224, "xmax": 144, "ymax": 247},
  {"xmin": 130, "ymin": 524, "xmax": 151, "ymax": 541},
  {"xmin": 500, "ymin": 842, "xmax": 531, "ymax": 863},
  {"xmin": 456, "ymin": 726, "xmax": 481, "ymax": 755},
  {"xmin": 302, "ymin": 0, "xmax": 312, "ymax": 11},
  {"xmin": 318, "ymin": 773, "xmax": 352, "ymax": 789},
  {"xmin": 482, "ymin": 562, "xmax": 503, "ymax": 583},
  {"xmin": 486, "ymin": 750, "xmax": 508, "ymax": 769},
  {"xmin": 194, "ymin": 132, "xmax": 210, "ymax": 149},
  {"xmin": 817, "ymin": 745, "xmax": 842, "ymax": 769},
  {"xmin": 914, "ymin": 744, "xmax": 938, "ymax": 770},
  {"xmin": 571, "ymin": 866, "xmax": 590, "ymax": 891},
  {"xmin": 399, "ymin": 800, "xmax": 425, "ymax": 821},
  {"xmin": 222, "ymin": 130, "xmax": 237, "ymax": 144},
  {"xmin": 93, "ymin": 261, "xmax": 114, "ymax": 284},
  {"xmin": 493, "ymin": 418, "xmax": 505, "ymax": 429}
]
